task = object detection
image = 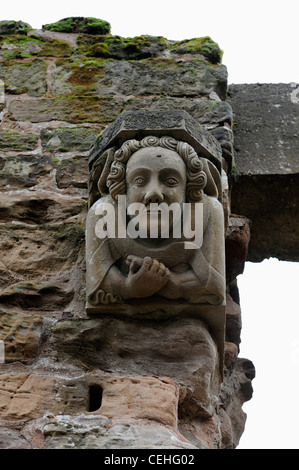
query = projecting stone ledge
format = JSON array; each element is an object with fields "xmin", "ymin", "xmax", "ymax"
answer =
[
  {"xmin": 89, "ymin": 110, "xmax": 223, "ymax": 172},
  {"xmin": 228, "ymin": 83, "xmax": 299, "ymax": 262}
]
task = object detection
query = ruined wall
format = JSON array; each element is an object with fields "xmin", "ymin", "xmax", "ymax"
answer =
[
  {"xmin": 228, "ymin": 83, "xmax": 299, "ymax": 262},
  {"xmin": 0, "ymin": 19, "xmax": 254, "ymax": 449}
]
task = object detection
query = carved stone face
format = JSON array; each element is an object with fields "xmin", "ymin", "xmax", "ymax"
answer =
[
  {"xmin": 125, "ymin": 147, "xmax": 187, "ymax": 238},
  {"xmin": 126, "ymin": 146, "xmax": 187, "ymax": 206}
]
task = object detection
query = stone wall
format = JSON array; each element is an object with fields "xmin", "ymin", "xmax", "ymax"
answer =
[
  {"xmin": 0, "ymin": 19, "xmax": 254, "ymax": 449},
  {"xmin": 228, "ymin": 83, "xmax": 299, "ymax": 262}
]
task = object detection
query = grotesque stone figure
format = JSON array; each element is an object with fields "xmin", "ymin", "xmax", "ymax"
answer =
[{"xmin": 86, "ymin": 135, "xmax": 225, "ymax": 316}]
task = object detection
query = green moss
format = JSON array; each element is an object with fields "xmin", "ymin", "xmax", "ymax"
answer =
[
  {"xmin": 0, "ymin": 130, "xmax": 38, "ymax": 151},
  {"xmin": 171, "ymin": 36, "xmax": 223, "ymax": 64},
  {"xmin": 41, "ymin": 127, "xmax": 97, "ymax": 152},
  {"xmin": 43, "ymin": 17, "xmax": 111, "ymax": 35},
  {"xmin": 77, "ymin": 34, "xmax": 168, "ymax": 60},
  {"xmin": 0, "ymin": 20, "xmax": 32, "ymax": 35},
  {"xmin": 0, "ymin": 59, "xmax": 47, "ymax": 97},
  {"xmin": 88, "ymin": 42, "xmax": 109, "ymax": 58},
  {"xmin": 0, "ymin": 34, "xmax": 72, "ymax": 58},
  {"xmin": 37, "ymin": 38, "xmax": 73, "ymax": 57},
  {"xmin": 54, "ymin": 223, "xmax": 86, "ymax": 244}
]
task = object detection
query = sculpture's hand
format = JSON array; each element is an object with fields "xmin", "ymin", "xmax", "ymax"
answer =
[{"xmin": 124, "ymin": 256, "xmax": 170, "ymax": 298}]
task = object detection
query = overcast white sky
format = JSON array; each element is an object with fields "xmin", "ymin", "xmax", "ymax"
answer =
[{"xmin": 1, "ymin": 0, "xmax": 298, "ymax": 450}]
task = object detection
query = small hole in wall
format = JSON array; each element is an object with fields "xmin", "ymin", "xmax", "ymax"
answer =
[{"xmin": 87, "ymin": 384, "xmax": 103, "ymax": 412}]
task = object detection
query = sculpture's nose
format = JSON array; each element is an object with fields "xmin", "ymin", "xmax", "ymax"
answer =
[{"xmin": 144, "ymin": 185, "xmax": 164, "ymax": 205}]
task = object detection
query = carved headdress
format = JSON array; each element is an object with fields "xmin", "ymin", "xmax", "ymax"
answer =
[{"xmin": 88, "ymin": 111, "xmax": 223, "ymax": 207}]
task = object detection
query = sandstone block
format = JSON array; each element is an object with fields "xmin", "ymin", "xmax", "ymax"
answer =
[
  {"xmin": 0, "ymin": 190, "xmax": 86, "ymax": 224},
  {"xmin": 99, "ymin": 376, "xmax": 178, "ymax": 427},
  {"xmin": 0, "ymin": 281, "xmax": 73, "ymax": 312},
  {"xmin": 123, "ymin": 97, "xmax": 233, "ymax": 131},
  {"xmin": 0, "ymin": 153, "xmax": 53, "ymax": 189},
  {"xmin": 41, "ymin": 127, "xmax": 98, "ymax": 153},
  {"xmin": 0, "ymin": 221, "xmax": 85, "ymax": 276},
  {"xmin": 55, "ymin": 156, "xmax": 89, "ymax": 189},
  {"xmin": 0, "ymin": 309, "xmax": 43, "ymax": 363},
  {"xmin": 0, "ymin": 373, "xmax": 57, "ymax": 420},
  {"xmin": 0, "ymin": 59, "xmax": 47, "ymax": 97},
  {"xmin": 8, "ymin": 96, "xmax": 123, "ymax": 124}
]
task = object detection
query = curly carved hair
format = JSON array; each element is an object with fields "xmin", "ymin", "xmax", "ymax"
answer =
[{"xmin": 105, "ymin": 136, "xmax": 207, "ymax": 202}]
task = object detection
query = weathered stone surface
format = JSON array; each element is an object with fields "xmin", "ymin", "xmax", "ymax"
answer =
[
  {"xmin": 0, "ymin": 281, "xmax": 73, "ymax": 312},
  {"xmin": 41, "ymin": 127, "xmax": 98, "ymax": 153},
  {"xmin": 99, "ymin": 376, "xmax": 178, "ymax": 427},
  {"xmin": 220, "ymin": 358, "xmax": 255, "ymax": 447},
  {"xmin": 8, "ymin": 96, "xmax": 123, "ymax": 124},
  {"xmin": 28, "ymin": 29, "xmax": 77, "ymax": 49},
  {"xmin": 0, "ymin": 373, "xmax": 57, "ymax": 420},
  {"xmin": 55, "ymin": 156, "xmax": 89, "ymax": 189},
  {"xmin": 229, "ymin": 83, "xmax": 299, "ymax": 262},
  {"xmin": 0, "ymin": 190, "xmax": 86, "ymax": 224},
  {"xmin": 229, "ymin": 83, "xmax": 298, "ymax": 175},
  {"xmin": 51, "ymin": 316, "xmax": 221, "ymax": 419},
  {"xmin": 0, "ymin": 153, "xmax": 53, "ymax": 189},
  {"xmin": 225, "ymin": 215, "xmax": 250, "ymax": 283},
  {"xmin": 225, "ymin": 294, "xmax": 242, "ymax": 348},
  {"xmin": 0, "ymin": 221, "xmax": 85, "ymax": 276},
  {"xmin": 210, "ymin": 125, "xmax": 234, "ymax": 170},
  {"xmin": 52, "ymin": 58, "xmax": 227, "ymax": 100},
  {"xmin": 0, "ymin": 309, "xmax": 43, "ymax": 362},
  {"xmin": 0, "ymin": 59, "xmax": 47, "ymax": 96},
  {"xmin": 224, "ymin": 341, "xmax": 238, "ymax": 368},
  {"xmin": 40, "ymin": 415, "xmax": 198, "ymax": 449},
  {"xmin": 0, "ymin": 423, "xmax": 32, "ymax": 449},
  {"xmin": 124, "ymin": 97, "xmax": 233, "ymax": 131}
]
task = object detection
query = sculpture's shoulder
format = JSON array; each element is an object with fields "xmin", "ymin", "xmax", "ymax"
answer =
[
  {"xmin": 87, "ymin": 195, "xmax": 115, "ymax": 225},
  {"xmin": 204, "ymin": 194, "xmax": 224, "ymax": 222}
]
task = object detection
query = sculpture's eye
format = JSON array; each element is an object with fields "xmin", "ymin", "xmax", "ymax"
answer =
[
  {"xmin": 134, "ymin": 176, "xmax": 146, "ymax": 185},
  {"xmin": 164, "ymin": 177, "xmax": 179, "ymax": 186}
]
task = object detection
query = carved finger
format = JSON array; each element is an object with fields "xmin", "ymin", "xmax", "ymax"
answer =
[
  {"xmin": 126, "ymin": 255, "xmax": 143, "ymax": 273},
  {"xmin": 143, "ymin": 256, "xmax": 153, "ymax": 270},
  {"xmin": 158, "ymin": 264, "xmax": 170, "ymax": 278},
  {"xmin": 151, "ymin": 259, "xmax": 160, "ymax": 272}
]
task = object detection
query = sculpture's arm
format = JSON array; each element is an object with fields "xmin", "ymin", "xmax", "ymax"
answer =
[{"xmin": 158, "ymin": 269, "xmax": 201, "ymax": 300}]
